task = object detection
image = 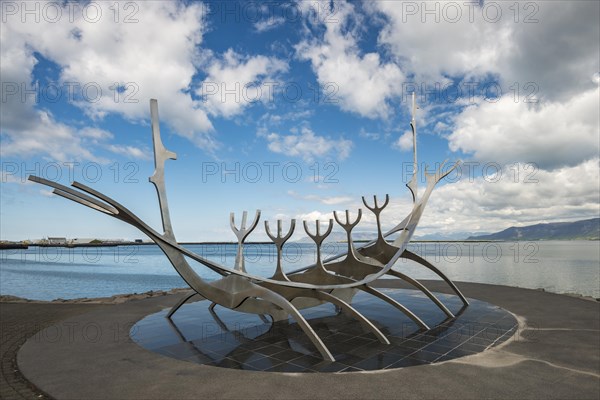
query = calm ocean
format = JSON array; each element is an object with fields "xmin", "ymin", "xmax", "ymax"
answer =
[{"xmin": 1, "ymin": 241, "xmax": 598, "ymax": 300}]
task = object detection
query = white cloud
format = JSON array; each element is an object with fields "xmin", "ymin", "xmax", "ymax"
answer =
[
  {"xmin": 385, "ymin": 159, "xmax": 600, "ymax": 236},
  {"xmin": 198, "ymin": 49, "xmax": 288, "ymax": 118},
  {"xmin": 287, "ymin": 190, "xmax": 352, "ymax": 205},
  {"xmin": 393, "ymin": 130, "xmax": 413, "ymax": 152},
  {"xmin": 370, "ymin": 1, "xmax": 513, "ymax": 82},
  {"xmin": 0, "ymin": 109, "xmax": 111, "ymax": 163},
  {"xmin": 260, "ymin": 110, "xmax": 314, "ymax": 127},
  {"xmin": 447, "ymin": 88, "xmax": 600, "ymax": 169},
  {"xmin": 295, "ymin": 0, "xmax": 404, "ymax": 118},
  {"xmin": 0, "ymin": 17, "xmax": 106, "ymax": 162},
  {"xmin": 295, "ymin": 210, "xmax": 335, "ymax": 223},
  {"xmin": 359, "ymin": 128, "xmax": 380, "ymax": 141},
  {"xmin": 1, "ymin": 1, "xmax": 217, "ymax": 158},
  {"xmin": 254, "ymin": 16, "xmax": 286, "ymax": 33},
  {"xmin": 106, "ymin": 145, "xmax": 150, "ymax": 160},
  {"xmin": 371, "ymin": 1, "xmax": 599, "ymax": 100},
  {"xmin": 261, "ymin": 126, "xmax": 352, "ymax": 162}
]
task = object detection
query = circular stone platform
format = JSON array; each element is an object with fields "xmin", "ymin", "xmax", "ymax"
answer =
[
  {"xmin": 132, "ymin": 289, "xmax": 517, "ymax": 372},
  {"xmin": 16, "ymin": 281, "xmax": 600, "ymax": 400}
]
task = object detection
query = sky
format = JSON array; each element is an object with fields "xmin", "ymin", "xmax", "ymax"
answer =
[{"xmin": 1, "ymin": 0, "xmax": 599, "ymax": 242}]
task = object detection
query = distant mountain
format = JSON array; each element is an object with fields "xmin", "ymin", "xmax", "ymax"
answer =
[
  {"xmin": 466, "ymin": 218, "xmax": 600, "ymax": 241},
  {"xmin": 414, "ymin": 231, "xmax": 492, "ymax": 241},
  {"xmin": 292, "ymin": 230, "xmax": 491, "ymax": 242}
]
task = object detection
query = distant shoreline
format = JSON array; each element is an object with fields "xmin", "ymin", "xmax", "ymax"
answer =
[
  {"xmin": 1, "ymin": 283, "xmax": 597, "ymax": 304},
  {"xmin": 3, "ymin": 238, "xmax": 598, "ymax": 250}
]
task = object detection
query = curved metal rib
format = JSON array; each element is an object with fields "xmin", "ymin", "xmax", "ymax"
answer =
[
  {"xmin": 361, "ymin": 285, "xmax": 430, "ymax": 330},
  {"xmin": 386, "ymin": 270, "xmax": 454, "ymax": 318},
  {"xmin": 401, "ymin": 250, "xmax": 469, "ymax": 306},
  {"xmin": 254, "ymin": 288, "xmax": 335, "ymax": 362},
  {"xmin": 27, "ymin": 97, "xmax": 472, "ymax": 363},
  {"xmin": 29, "ymin": 100, "xmax": 464, "ymax": 292},
  {"xmin": 29, "ymin": 176, "xmax": 117, "ymax": 215},
  {"xmin": 31, "ymin": 174, "xmax": 416, "ymax": 291},
  {"xmin": 167, "ymin": 290, "xmax": 202, "ymax": 319},
  {"xmin": 312, "ymin": 291, "xmax": 390, "ymax": 344}
]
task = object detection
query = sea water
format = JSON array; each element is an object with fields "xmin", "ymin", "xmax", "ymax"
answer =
[{"xmin": 0, "ymin": 241, "xmax": 598, "ymax": 300}]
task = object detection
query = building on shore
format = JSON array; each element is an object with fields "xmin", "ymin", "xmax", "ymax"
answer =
[{"xmin": 46, "ymin": 237, "xmax": 67, "ymax": 245}]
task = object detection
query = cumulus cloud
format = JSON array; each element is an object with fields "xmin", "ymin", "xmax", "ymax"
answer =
[
  {"xmin": 198, "ymin": 49, "xmax": 288, "ymax": 118},
  {"xmin": 370, "ymin": 1, "xmax": 514, "ymax": 82},
  {"xmin": 287, "ymin": 190, "xmax": 352, "ymax": 205},
  {"xmin": 1, "ymin": 1, "xmax": 216, "ymax": 160},
  {"xmin": 254, "ymin": 16, "xmax": 286, "ymax": 33},
  {"xmin": 447, "ymin": 88, "xmax": 600, "ymax": 169},
  {"xmin": 0, "ymin": 108, "xmax": 112, "ymax": 163},
  {"xmin": 0, "ymin": 17, "xmax": 106, "ymax": 162},
  {"xmin": 359, "ymin": 128, "xmax": 380, "ymax": 141},
  {"xmin": 384, "ymin": 159, "xmax": 600, "ymax": 236},
  {"xmin": 295, "ymin": 0, "xmax": 404, "ymax": 118},
  {"xmin": 393, "ymin": 130, "xmax": 414, "ymax": 152},
  {"xmin": 294, "ymin": 210, "xmax": 335, "ymax": 223},
  {"xmin": 106, "ymin": 144, "xmax": 150, "ymax": 160},
  {"xmin": 260, "ymin": 126, "xmax": 352, "ymax": 162},
  {"xmin": 280, "ymin": 159, "xmax": 600, "ymax": 239},
  {"xmin": 371, "ymin": 1, "xmax": 599, "ymax": 100}
]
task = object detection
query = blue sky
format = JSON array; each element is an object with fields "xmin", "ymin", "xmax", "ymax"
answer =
[{"xmin": 1, "ymin": 0, "xmax": 599, "ymax": 242}]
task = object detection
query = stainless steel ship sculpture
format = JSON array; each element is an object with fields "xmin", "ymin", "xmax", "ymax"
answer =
[{"xmin": 29, "ymin": 94, "xmax": 468, "ymax": 361}]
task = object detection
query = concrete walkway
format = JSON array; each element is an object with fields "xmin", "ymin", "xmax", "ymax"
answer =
[{"xmin": 17, "ymin": 281, "xmax": 600, "ymax": 399}]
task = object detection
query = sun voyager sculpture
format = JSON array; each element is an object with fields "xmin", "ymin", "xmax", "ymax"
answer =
[{"xmin": 30, "ymin": 94, "xmax": 468, "ymax": 362}]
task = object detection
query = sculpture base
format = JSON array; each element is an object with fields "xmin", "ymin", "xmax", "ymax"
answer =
[{"xmin": 131, "ymin": 288, "xmax": 517, "ymax": 372}]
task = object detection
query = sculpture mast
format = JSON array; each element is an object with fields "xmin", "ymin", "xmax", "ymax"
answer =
[
  {"xmin": 149, "ymin": 99, "xmax": 178, "ymax": 238},
  {"xmin": 406, "ymin": 92, "xmax": 418, "ymax": 203}
]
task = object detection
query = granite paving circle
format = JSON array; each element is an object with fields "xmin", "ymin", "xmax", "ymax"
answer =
[{"xmin": 131, "ymin": 288, "xmax": 517, "ymax": 372}]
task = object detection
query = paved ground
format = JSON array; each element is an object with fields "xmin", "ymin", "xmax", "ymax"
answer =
[
  {"xmin": 0, "ymin": 302, "xmax": 110, "ymax": 399},
  {"xmin": 7, "ymin": 281, "xmax": 600, "ymax": 399}
]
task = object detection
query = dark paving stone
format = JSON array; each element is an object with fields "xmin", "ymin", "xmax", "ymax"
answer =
[
  {"xmin": 388, "ymin": 356, "xmax": 430, "ymax": 368},
  {"xmin": 353, "ymin": 352, "xmax": 407, "ymax": 370},
  {"xmin": 236, "ymin": 340, "xmax": 271, "ymax": 351},
  {"xmin": 330, "ymin": 353, "xmax": 365, "ymax": 366},
  {"xmin": 456, "ymin": 341, "xmax": 488, "ymax": 353},
  {"xmin": 311, "ymin": 361, "xmax": 350, "ymax": 372},
  {"xmin": 270, "ymin": 349, "xmax": 305, "ymax": 362},
  {"xmin": 422, "ymin": 342, "xmax": 456, "ymax": 355},
  {"xmin": 183, "ymin": 353, "xmax": 215, "ymax": 364},
  {"xmin": 266, "ymin": 362, "xmax": 314, "ymax": 372},
  {"xmin": 398, "ymin": 339, "xmax": 426, "ymax": 350},
  {"xmin": 254, "ymin": 344, "xmax": 287, "ymax": 356},
  {"xmin": 289, "ymin": 354, "xmax": 323, "ymax": 368},
  {"xmin": 226, "ymin": 349, "xmax": 258, "ymax": 363},
  {"xmin": 465, "ymin": 335, "xmax": 496, "ymax": 347},
  {"xmin": 446, "ymin": 347, "xmax": 478, "ymax": 358},
  {"xmin": 131, "ymin": 289, "xmax": 517, "ymax": 373},
  {"xmin": 323, "ymin": 332, "xmax": 355, "ymax": 344},
  {"xmin": 343, "ymin": 336, "xmax": 375, "ymax": 348},
  {"xmin": 346, "ymin": 343, "xmax": 386, "ymax": 358},
  {"xmin": 209, "ymin": 358, "xmax": 244, "ymax": 369},
  {"xmin": 385, "ymin": 346, "xmax": 417, "ymax": 358},
  {"xmin": 245, "ymin": 356, "xmax": 282, "ymax": 371},
  {"xmin": 408, "ymin": 349, "xmax": 443, "ymax": 362}
]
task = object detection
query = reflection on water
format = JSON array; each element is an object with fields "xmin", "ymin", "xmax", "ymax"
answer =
[
  {"xmin": 131, "ymin": 289, "xmax": 517, "ymax": 372},
  {"xmin": 0, "ymin": 241, "xmax": 598, "ymax": 300}
]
